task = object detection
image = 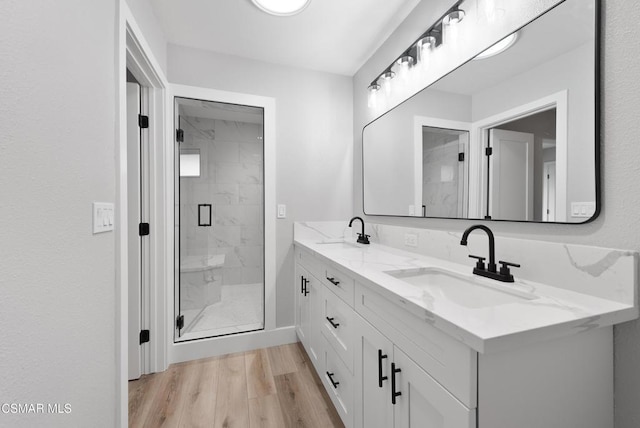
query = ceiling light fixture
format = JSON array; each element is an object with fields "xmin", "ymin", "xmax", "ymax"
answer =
[
  {"xmin": 474, "ymin": 32, "xmax": 518, "ymax": 60},
  {"xmin": 251, "ymin": 0, "xmax": 311, "ymax": 16}
]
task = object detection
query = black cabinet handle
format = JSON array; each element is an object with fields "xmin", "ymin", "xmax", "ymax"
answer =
[
  {"xmin": 391, "ymin": 363, "xmax": 402, "ymax": 405},
  {"xmin": 303, "ymin": 278, "xmax": 309, "ymax": 296},
  {"xmin": 326, "ymin": 277, "xmax": 340, "ymax": 286},
  {"xmin": 378, "ymin": 350, "xmax": 388, "ymax": 388},
  {"xmin": 300, "ymin": 276, "xmax": 305, "ymax": 294},
  {"xmin": 327, "ymin": 371, "xmax": 340, "ymax": 389},
  {"xmin": 326, "ymin": 317, "xmax": 340, "ymax": 329}
]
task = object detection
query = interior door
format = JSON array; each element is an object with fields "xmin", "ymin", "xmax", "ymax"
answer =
[
  {"xmin": 127, "ymin": 82, "xmax": 142, "ymax": 380},
  {"xmin": 488, "ymin": 129, "xmax": 534, "ymax": 221},
  {"xmin": 543, "ymin": 161, "xmax": 557, "ymax": 221}
]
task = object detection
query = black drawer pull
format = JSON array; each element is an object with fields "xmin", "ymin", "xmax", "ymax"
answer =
[
  {"xmin": 391, "ymin": 363, "xmax": 402, "ymax": 405},
  {"xmin": 326, "ymin": 277, "xmax": 340, "ymax": 286},
  {"xmin": 303, "ymin": 278, "xmax": 309, "ymax": 296},
  {"xmin": 300, "ymin": 276, "xmax": 305, "ymax": 294},
  {"xmin": 327, "ymin": 371, "xmax": 340, "ymax": 389},
  {"xmin": 326, "ymin": 317, "xmax": 340, "ymax": 329},
  {"xmin": 378, "ymin": 350, "xmax": 388, "ymax": 388}
]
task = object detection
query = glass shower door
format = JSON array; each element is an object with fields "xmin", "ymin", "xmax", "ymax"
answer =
[{"xmin": 174, "ymin": 96, "xmax": 265, "ymax": 342}]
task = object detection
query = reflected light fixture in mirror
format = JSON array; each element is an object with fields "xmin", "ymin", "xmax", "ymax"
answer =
[
  {"xmin": 474, "ymin": 32, "xmax": 518, "ymax": 60},
  {"xmin": 482, "ymin": 0, "xmax": 506, "ymax": 23},
  {"xmin": 251, "ymin": 0, "xmax": 311, "ymax": 16}
]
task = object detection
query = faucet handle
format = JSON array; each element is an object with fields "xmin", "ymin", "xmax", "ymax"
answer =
[
  {"xmin": 468, "ymin": 254, "xmax": 486, "ymax": 271},
  {"xmin": 498, "ymin": 260, "xmax": 520, "ymax": 281},
  {"xmin": 357, "ymin": 233, "xmax": 371, "ymax": 245}
]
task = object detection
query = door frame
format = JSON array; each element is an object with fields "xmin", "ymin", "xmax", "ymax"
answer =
[
  {"xmin": 470, "ymin": 90, "xmax": 568, "ymax": 220},
  {"xmin": 117, "ymin": 3, "xmax": 169, "ymax": 426}
]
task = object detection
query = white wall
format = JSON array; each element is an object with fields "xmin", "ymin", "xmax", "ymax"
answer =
[
  {"xmin": 125, "ymin": 0, "xmax": 168, "ymax": 74},
  {"xmin": 167, "ymin": 45, "xmax": 354, "ymax": 327},
  {"xmin": 353, "ymin": 1, "xmax": 640, "ymax": 427},
  {"xmin": 0, "ymin": 1, "xmax": 117, "ymax": 427}
]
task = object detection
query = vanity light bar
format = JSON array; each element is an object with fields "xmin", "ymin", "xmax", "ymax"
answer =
[{"xmin": 368, "ymin": 0, "xmax": 465, "ymax": 91}]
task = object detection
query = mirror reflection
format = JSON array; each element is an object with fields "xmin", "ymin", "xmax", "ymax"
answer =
[{"xmin": 363, "ymin": 0, "xmax": 597, "ymax": 223}]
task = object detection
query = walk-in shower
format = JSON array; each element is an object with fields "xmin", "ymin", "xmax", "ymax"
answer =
[{"xmin": 174, "ymin": 96, "xmax": 265, "ymax": 342}]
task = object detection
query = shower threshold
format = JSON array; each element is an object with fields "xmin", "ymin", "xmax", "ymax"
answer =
[{"xmin": 178, "ymin": 283, "xmax": 264, "ymax": 342}]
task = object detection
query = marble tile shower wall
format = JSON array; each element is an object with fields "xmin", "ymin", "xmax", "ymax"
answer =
[{"xmin": 181, "ymin": 116, "xmax": 264, "ymax": 286}]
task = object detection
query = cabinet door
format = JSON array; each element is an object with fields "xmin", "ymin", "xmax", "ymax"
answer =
[
  {"xmin": 305, "ymin": 273, "xmax": 322, "ymax": 367},
  {"xmin": 296, "ymin": 263, "xmax": 322, "ymax": 368},
  {"xmin": 295, "ymin": 263, "xmax": 311, "ymax": 344},
  {"xmin": 393, "ymin": 347, "xmax": 475, "ymax": 428},
  {"xmin": 354, "ymin": 315, "xmax": 393, "ymax": 428}
]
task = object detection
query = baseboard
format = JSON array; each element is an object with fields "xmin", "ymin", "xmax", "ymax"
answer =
[{"xmin": 169, "ymin": 326, "xmax": 297, "ymax": 364}]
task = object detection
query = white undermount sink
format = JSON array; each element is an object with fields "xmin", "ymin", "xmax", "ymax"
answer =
[
  {"xmin": 315, "ymin": 239, "xmax": 361, "ymax": 249},
  {"xmin": 384, "ymin": 267, "xmax": 538, "ymax": 309}
]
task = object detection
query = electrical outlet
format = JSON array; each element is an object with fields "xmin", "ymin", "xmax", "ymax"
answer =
[{"xmin": 404, "ymin": 233, "xmax": 418, "ymax": 248}]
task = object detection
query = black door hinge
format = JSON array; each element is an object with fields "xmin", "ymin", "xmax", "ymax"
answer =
[
  {"xmin": 485, "ymin": 147, "xmax": 493, "ymax": 156},
  {"xmin": 176, "ymin": 315, "xmax": 184, "ymax": 330},
  {"xmin": 458, "ymin": 152, "xmax": 465, "ymax": 162},
  {"xmin": 138, "ymin": 115, "xmax": 149, "ymax": 129},
  {"xmin": 176, "ymin": 129, "xmax": 184, "ymax": 143},
  {"xmin": 139, "ymin": 223, "xmax": 150, "ymax": 236},
  {"xmin": 139, "ymin": 330, "xmax": 150, "ymax": 344}
]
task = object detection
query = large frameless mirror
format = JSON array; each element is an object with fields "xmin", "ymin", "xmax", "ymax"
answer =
[{"xmin": 363, "ymin": 0, "xmax": 599, "ymax": 223}]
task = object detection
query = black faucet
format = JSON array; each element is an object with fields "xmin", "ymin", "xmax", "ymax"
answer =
[
  {"xmin": 348, "ymin": 216, "xmax": 370, "ymax": 245},
  {"xmin": 460, "ymin": 224, "xmax": 520, "ymax": 283}
]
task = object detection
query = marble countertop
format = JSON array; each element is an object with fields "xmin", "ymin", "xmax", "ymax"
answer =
[{"xmin": 295, "ymin": 237, "xmax": 638, "ymax": 354}]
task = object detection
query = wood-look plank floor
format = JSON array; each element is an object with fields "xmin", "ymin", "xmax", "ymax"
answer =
[{"xmin": 129, "ymin": 342, "xmax": 344, "ymax": 428}]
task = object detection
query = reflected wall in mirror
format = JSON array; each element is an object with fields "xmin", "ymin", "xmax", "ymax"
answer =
[{"xmin": 363, "ymin": 0, "xmax": 598, "ymax": 223}]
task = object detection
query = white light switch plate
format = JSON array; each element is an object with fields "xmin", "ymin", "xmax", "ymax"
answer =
[
  {"xmin": 93, "ymin": 202, "xmax": 114, "ymax": 234},
  {"xmin": 277, "ymin": 204, "xmax": 286, "ymax": 219}
]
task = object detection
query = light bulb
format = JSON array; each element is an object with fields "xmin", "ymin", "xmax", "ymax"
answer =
[
  {"xmin": 416, "ymin": 36, "xmax": 436, "ymax": 69},
  {"xmin": 367, "ymin": 83, "xmax": 380, "ymax": 108},
  {"xmin": 380, "ymin": 71, "xmax": 395, "ymax": 96}
]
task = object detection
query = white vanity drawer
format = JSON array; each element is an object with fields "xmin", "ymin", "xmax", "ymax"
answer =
[
  {"xmin": 355, "ymin": 281, "xmax": 477, "ymax": 408},
  {"xmin": 295, "ymin": 246, "xmax": 323, "ymax": 279},
  {"xmin": 321, "ymin": 285, "xmax": 355, "ymax": 373},
  {"xmin": 322, "ymin": 262, "xmax": 355, "ymax": 306},
  {"xmin": 321, "ymin": 336, "xmax": 354, "ymax": 428}
]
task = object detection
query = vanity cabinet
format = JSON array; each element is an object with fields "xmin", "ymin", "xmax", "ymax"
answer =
[
  {"xmin": 295, "ymin": 244, "xmax": 614, "ymax": 428},
  {"xmin": 355, "ymin": 309, "xmax": 475, "ymax": 428}
]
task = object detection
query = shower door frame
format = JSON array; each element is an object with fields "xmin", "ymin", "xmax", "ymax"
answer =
[{"xmin": 168, "ymin": 84, "xmax": 278, "ymax": 361}]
